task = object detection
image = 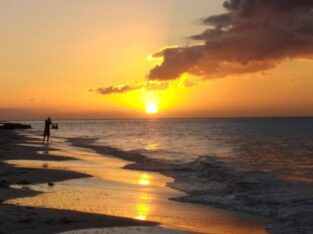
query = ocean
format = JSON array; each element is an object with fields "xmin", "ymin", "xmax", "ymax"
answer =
[
  {"xmin": 24, "ymin": 117, "xmax": 313, "ymax": 233},
  {"xmin": 26, "ymin": 117, "xmax": 313, "ymax": 182}
]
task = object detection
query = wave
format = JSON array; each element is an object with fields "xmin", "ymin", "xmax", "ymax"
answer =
[{"xmin": 69, "ymin": 137, "xmax": 313, "ymax": 234}]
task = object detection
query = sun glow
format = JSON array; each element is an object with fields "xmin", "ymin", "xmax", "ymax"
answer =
[{"xmin": 145, "ymin": 103, "xmax": 158, "ymax": 114}]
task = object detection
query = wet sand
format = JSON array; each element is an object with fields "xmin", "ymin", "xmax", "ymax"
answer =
[
  {"xmin": 0, "ymin": 131, "xmax": 157, "ymax": 233},
  {"xmin": 1, "ymin": 131, "xmax": 268, "ymax": 233}
]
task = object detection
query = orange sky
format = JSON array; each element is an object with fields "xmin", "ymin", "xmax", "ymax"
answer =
[{"xmin": 0, "ymin": 0, "xmax": 312, "ymax": 120}]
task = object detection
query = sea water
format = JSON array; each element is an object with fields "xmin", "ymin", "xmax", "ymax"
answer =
[
  {"xmin": 24, "ymin": 117, "xmax": 313, "ymax": 232},
  {"xmin": 27, "ymin": 117, "xmax": 313, "ymax": 182}
]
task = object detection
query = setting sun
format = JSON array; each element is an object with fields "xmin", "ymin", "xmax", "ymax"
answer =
[{"xmin": 145, "ymin": 103, "xmax": 158, "ymax": 114}]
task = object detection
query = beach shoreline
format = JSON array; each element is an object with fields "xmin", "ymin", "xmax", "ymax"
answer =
[
  {"xmin": 0, "ymin": 130, "xmax": 165, "ymax": 233},
  {"xmin": 1, "ymin": 129, "xmax": 267, "ymax": 233}
]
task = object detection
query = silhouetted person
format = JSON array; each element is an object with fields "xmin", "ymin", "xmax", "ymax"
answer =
[
  {"xmin": 43, "ymin": 117, "xmax": 52, "ymax": 143},
  {"xmin": 52, "ymin": 123, "xmax": 59, "ymax": 130}
]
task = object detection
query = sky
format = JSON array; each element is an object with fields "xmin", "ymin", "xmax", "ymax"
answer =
[{"xmin": 0, "ymin": 0, "xmax": 312, "ymax": 120}]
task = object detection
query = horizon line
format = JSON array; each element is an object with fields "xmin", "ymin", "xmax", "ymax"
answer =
[{"xmin": 2, "ymin": 115, "xmax": 312, "ymax": 122}]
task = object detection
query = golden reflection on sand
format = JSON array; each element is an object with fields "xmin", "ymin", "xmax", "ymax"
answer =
[
  {"xmin": 145, "ymin": 143, "xmax": 158, "ymax": 151},
  {"xmin": 4, "ymin": 142, "xmax": 267, "ymax": 234},
  {"xmin": 138, "ymin": 173, "xmax": 151, "ymax": 186},
  {"xmin": 135, "ymin": 192, "xmax": 153, "ymax": 220},
  {"xmin": 139, "ymin": 194, "xmax": 151, "ymax": 201},
  {"xmin": 135, "ymin": 204, "xmax": 150, "ymax": 220},
  {"xmin": 4, "ymin": 150, "xmax": 169, "ymax": 188}
]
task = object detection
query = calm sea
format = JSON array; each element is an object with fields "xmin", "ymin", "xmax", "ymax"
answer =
[{"xmin": 26, "ymin": 117, "xmax": 313, "ymax": 182}]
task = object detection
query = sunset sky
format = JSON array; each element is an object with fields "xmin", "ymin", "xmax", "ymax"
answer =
[{"xmin": 1, "ymin": 0, "xmax": 313, "ymax": 120}]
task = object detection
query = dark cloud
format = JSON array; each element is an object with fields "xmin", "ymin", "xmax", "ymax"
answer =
[
  {"xmin": 148, "ymin": 0, "xmax": 313, "ymax": 81},
  {"xmin": 94, "ymin": 82, "xmax": 169, "ymax": 95},
  {"xmin": 95, "ymin": 84, "xmax": 142, "ymax": 95}
]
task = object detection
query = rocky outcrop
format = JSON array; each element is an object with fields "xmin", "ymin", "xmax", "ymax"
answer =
[{"xmin": 0, "ymin": 123, "xmax": 32, "ymax": 130}]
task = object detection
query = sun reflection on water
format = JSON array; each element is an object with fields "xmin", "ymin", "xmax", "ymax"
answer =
[
  {"xmin": 145, "ymin": 143, "xmax": 158, "ymax": 151},
  {"xmin": 135, "ymin": 180, "xmax": 153, "ymax": 220},
  {"xmin": 135, "ymin": 204, "xmax": 150, "ymax": 220},
  {"xmin": 138, "ymin": 173, "xmax": 151, "ymax": 186},
  {"xmin": 139, "ymin": 194, "xmax": 151, "ymax": 201}
]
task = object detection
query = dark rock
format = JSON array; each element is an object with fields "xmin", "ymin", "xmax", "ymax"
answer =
[{"xmin": 0, "ymin": 123, "xmax": 32, "ymax": 130}]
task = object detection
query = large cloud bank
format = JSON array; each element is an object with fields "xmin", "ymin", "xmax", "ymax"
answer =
[{"xmin": 148, "ymin": 0, "xmax": 313, "ymax": 81}]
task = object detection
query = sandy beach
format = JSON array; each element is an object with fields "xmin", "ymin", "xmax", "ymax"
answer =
[
  {"xmin": 0, "ymin": 130, "xmax": 161, "ymax": 233},
  {"xmin": 0, "ymin": 129, "xmax": 268, "ymax": 234}
]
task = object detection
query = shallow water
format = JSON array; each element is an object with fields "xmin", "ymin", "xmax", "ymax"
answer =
[{"xmin": 6, "ymin": 138, "xmax": 267, "ymax": 234}]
